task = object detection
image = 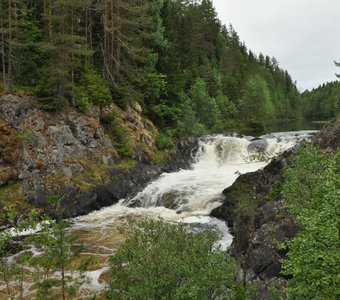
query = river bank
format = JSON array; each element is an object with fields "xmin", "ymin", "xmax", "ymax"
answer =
[{"xmin": 211, "ymin": 117, "xmax": 339, "ymax": 299}]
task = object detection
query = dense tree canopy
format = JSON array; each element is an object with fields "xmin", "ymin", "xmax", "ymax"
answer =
[
  {"xmin": 302, "ymin": 81, "xmax": 340, "ymax": 120},
  {"xmin": 0, "ymin": 0, "xmax": 303, "ymax": 140}
]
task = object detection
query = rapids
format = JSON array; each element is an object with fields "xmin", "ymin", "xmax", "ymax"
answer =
[
  {"xmin": 0, "ymin": 131, "xmax": 315, "ymax": 297},
  {"xmin": 70, "ymin": 130, "xmax": 315, "ymax": 291}
]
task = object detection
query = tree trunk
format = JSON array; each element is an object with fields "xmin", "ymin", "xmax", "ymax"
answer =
[
  {"xmin": 114, "ymin": 2, "xmax": 121, "ymax": 80},
  {"xmin": 0, "ymin": 5, "xmax": 7, "ymax": 87},
  {"xmin": 89, "ymin": 7, "xmax": 93, "ymax": 66},
  {"xmin": 48, "ymin": 0, "xmax": 52, "ymax": 38},
  {"xmin": 7, "ymin": 0, "xmax": 12, "ymax": 86},
  {"xmin": 71, "ymin": 7, "xmax": 75, "ymax": 106},
  {"xmin": 103, "ymin": 0, "xmax": 109, "ymax": 79}
]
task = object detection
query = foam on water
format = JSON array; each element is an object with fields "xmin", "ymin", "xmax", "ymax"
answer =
[
  {"xmin": 1, "ymin": 131, "xmax": 314, "ymax": 296},
  {"xmin": 73, "ymin": 131, "xmax": 315, "ymax": 254}
]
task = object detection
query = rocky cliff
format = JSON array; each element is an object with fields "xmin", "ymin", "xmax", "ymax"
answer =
[
  {"xmin": 0, "ymin": 94, "xmax": 197, "ymax": 218},
  {"xmin": 210, "ymin": 117, "xmax": 339, "ymax": 298}
]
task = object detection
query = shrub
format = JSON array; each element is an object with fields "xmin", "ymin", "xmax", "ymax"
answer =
[
  {"xmin": 101, "ymin": 110, "xmax": 131, "ymax": 157},
  {"xmin": 83, "ymin": 68, "xmax": 112, "ymax": 107},
  {"xmin": 155, "ymin": 131, "xmax": 175, "ymax": 150},
  {"xmin": 281, "ymin": 145, "xmax": 340, "ymax": 299},
  {"xmin": 106, "ymin": 219, "xmax": 248, "ymax": 300}
]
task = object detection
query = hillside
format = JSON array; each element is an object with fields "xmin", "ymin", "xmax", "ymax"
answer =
[
  {"xmin": 302, "ymin": 81, "xmax": 340, "ymax": 120},
  {"xmin": 0, "ymin": 0, "xmax": 301, "ymax": 143}
]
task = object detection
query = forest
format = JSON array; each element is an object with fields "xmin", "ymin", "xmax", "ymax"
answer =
[
  {"xmin": 0, "ymin": 0, "xmax": 339, "ymax": 299},
  {"xmin": 302, "ymin": 81, "xmax": 340, "ymax": 120},
  {"xmin": 0, "ymin": 0, "xmax": 303, "ymax": 144}
]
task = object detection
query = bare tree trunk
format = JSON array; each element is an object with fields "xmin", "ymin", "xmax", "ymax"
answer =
[
  {"xmin": 13, "ymin": 0, "xmax": 18, "ymax": 79},
  {"xmin": 89, "ymin": 7, "xmax": 93, "ymax": 66},
  {"xmin": 114, "ymin": 2, "xmax": 121, "ymax": 80},
  {"xmin": 48, "ymin": 0, "xmax": 52, "ymax": 38},
  {"xmin": 0, "ymin": 5, "xmax": 7, "ymax": 86},
  {"xmin": 85, "ymin": 6, "xmax": 89, "ymax": 67},
  {"xmin": 71, "ymin": 8, "xmax": 75, "ymax": 106},
  {"xmin": 103, "ymin": 0, "xmax": 109, "ymax": 78},
  {"xmin": 7, "ymin": 0, "xmax": 12, "ymax": 86}
]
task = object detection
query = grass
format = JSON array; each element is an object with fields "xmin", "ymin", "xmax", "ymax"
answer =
[
  {"xmin": 0, "ymin": 182, "xmax": 30, "ymax": 209},
  {"xmin": 150, "ymin": 150, "xmax": 174, "ymax": 164}
]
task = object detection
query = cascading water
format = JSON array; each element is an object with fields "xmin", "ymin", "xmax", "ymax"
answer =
[
  {"xmin": 0, "ymin": 131, "xmax": 315, "ymax": 297},
  {"xmin": 69, "ymin": 130, "xmax": 315, "ymax": 292}
]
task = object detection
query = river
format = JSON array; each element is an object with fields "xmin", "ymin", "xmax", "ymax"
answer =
[{"xmin": 69, "ymin": 130, "xmax": 316, "ymax": 294}]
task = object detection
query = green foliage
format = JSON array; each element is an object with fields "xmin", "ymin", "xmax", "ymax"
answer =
[
  {"xmin": 239, "ymin": 76, "xmax": 275, "ymax": 121},
  {"xmin": 176, "ymin": 92, "xmax": 205, "ymax": 137},
  {"xmin": 16, "ymin": 128, "xmax": 33, "ymax": 145},
  {"xmin": 142, "ymin": 71, "xmax": 167, "ymax": 105},
  {"xmin": 35, "ymin": 67, "xmax": 69, "ymax": 110},
  {"xmin": 281, "ymin": 145, "xmax": 340, "ymax": 299},
  {"xmin": 302, "ymin": 81, "xmax": 340, "ymax": 120},
  {"xmin": 150, "ymin": 150, "xmax": 172, "ymax": 164},
  {"xmin": 83, "ymin": 69, "xmax": 112, "ymax": 108},
  {"xmin": 155, "ymin": 130, "xmax": 175, "ymax": 150},
  {"xmin": 13, "ymin": 4, "xmax": 42, "ymax": 86},
  {"xmin": 189, "ymin": 78, "xmax": 223, "ymax": 130},
  {"xmin": 73, "ymin": 85, "xmax": 91, "ymax": 112},
  {"xmin": 0, "ymin": 198, "xmax": 93, "ymax": 299},
  {"xmin": 101, "ymin": 110, "xmax": 131, "ymax": 157},
  {"xmin": 106, "ymin": 219, "xmax": 248, "ymax": 300},
  {"xmin": 0, "ymin": 0, "xmax": 302, "ymax": 137},
  {"xmin": 151, "ymin": 100, "xmax": 182, "ymax": 128},
  {"xmin": 215, "ymin": 94, "xmax": 238, "ymax": 119},
  {"xmin": 110, "ymin": 86, "xmax": 129, "ymax": 111}
]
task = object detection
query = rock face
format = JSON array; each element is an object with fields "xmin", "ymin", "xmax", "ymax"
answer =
[
  {"xmin": 0, "ymin": 119, "xmax": 23, "ymax": 186},
  {"xmin": 313, "ymin": 117, "xmax": 340, "ymax": 150},
  {"xmin": 0, "ymin": 94, "xmax": 198, "ymax": 217},
  {"xmin": 210, "ymin": 118, "xmax": 339, "ymax": 299},
  {"xmin": 211, "ymin": 150, "xmax": 296, "ymax": 282},
  {"xmin": 58, "ymin": 143, "xmax": 199, "ymax": 218}
]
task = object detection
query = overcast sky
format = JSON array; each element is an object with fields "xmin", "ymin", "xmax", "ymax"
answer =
[{"xmin": 212, "ymin": 0, "xmax": 340, "ymax": 91}]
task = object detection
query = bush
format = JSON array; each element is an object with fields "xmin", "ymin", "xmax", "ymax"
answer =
[
  {"xmin": 0, "ymin": 199, "xmax": 93, "ymax": 299},
  {"xmin": 73, "ymin": 85, "xmax": 91, "ymax": 112},
  {"xmin": 110, "ymin": 85, "xmax": 129, "ymax": 111},
  {"xmin": 83, "ymin": 69, "xmax": 112, "ymax": 107},
  {"xmin": 281, "ymin": 145, "xmax": 340, "ymax": 299},
  {"xmin": 106, "ymin": 219, "xmax": 248, "ymax": 300},
  {"xmin": 101, "ymin": 110, "xmax": 131, "ymax": 157},
  {"xmin": 155, "ymin": 131, "xmax": 175, "ymax": 150}
]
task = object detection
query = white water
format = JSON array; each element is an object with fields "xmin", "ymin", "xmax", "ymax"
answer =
[
  {"xmin": 69, "ymin": 131, "xmax": 315, "ymax": 291},
  {"xmin": 0, "ymin": 131, "xmax": 316, "ymax": 297}
]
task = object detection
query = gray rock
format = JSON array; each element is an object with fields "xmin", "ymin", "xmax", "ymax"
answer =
[
  {"xmin": 48, "ymin": 125, "xmax": 75, "ymax": 146},
  {"xmin": 69, "ymin": 163, "xmax": 85, "ymax": 175},
  {"xmin": 18, "ymin": 150, "xmax": 36, "ymax": 179}
]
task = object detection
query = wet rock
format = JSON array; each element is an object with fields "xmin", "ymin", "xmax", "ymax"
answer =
[
  {"xmin": 211, "ymin": 119, "xmax": 339, "ymax": 293},
  {"xmin": 247, "ymin": 139, "xmax": 268, "ymax": 153},
  {"xmin": 210, "ymin": 149, "xmax": 295, "ymax": 284},
  {"xmin": 313, "ymin": 117, "xmax": 340, "ymax": 150},
  {"xmin": 59, "ymin": 184, "xmax": 98, "ymax": 217}
]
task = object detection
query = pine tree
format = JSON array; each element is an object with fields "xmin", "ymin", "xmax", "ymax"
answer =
[{"xmin": 37, "ymin": 0, "xmax": 92, "ymax": 109}]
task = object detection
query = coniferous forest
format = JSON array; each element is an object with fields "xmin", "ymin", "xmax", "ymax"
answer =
[
  {"xmin": 1, "ymin": 1, "xmax": 339, "ymax": 299},
  {"xmin": 302, "ymin": 81, "xmax": 340, "ymax": 120},
  {"xmin": 0, "ymin": 0, "xmax": 303, "ymax": 142}
]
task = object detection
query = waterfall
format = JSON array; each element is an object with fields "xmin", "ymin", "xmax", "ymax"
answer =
[
  {"xmin": 73, "ymin": 131, "xmax": 314, "ymax": 242},
  {"xmin": 70, "ymin": 131, "xmax": 315, "ymax": 290},
  {"xmin": 1, "ymin": 131, "xmax": 315, "ymax": 296}
]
